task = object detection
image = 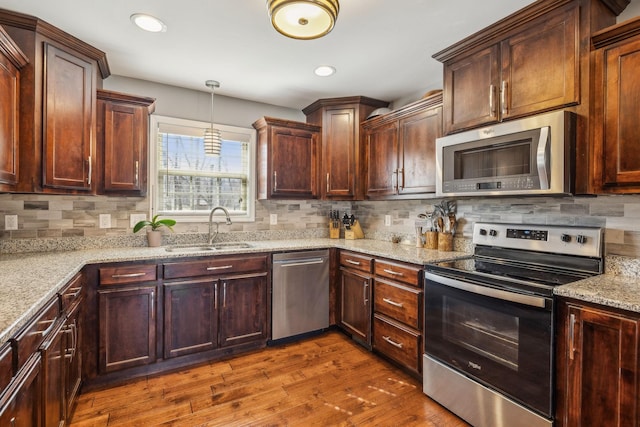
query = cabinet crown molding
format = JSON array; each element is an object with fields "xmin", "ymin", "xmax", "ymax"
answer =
[
  {"xmin": 0, "ymin": 24, "xmax": 28, "ymax": 68},
  {"xmin": 302, "ymin": 96, "xmax": 389, "ymax": 116},
  {"xmin": 592, "ymin": 15, "xmax": 640, "ymax": 48}
]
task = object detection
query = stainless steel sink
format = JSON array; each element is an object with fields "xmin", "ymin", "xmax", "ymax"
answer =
[{"xmin": 165, "ymin": 242, "xmax": 253, "ymax": 252}]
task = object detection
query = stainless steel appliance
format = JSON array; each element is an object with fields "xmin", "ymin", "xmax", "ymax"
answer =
[
  {"xmin": 272, "ymin": 250, "xmax": 330, "ymax": 340},
  {"xmin": 436, "ymin": 110, "xmax": 575, "ymax": 197},
  {"xmin": 423, "ymin": 222, "xmax": 603, "ymax": 427}
]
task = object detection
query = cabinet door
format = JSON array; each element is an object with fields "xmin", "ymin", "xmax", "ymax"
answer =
[
  {"xmin": 102, "ymin": 101, "xmax": 146, "ymax": 193},
  {"xmin": 40, "ymin": 320, "xmax": 65, "ymax": 427},
  {"xmin": 365, "ymin": 121, "xmax": 399, "ymax": 198},
  {"xmin": 340, "ymin": 268, "xmax": 371, "ymax": 346},
  {"xmin": 43, "ymin": 43, "xmax": 94, "ymax": 191},
  {"xmin": 561, "ymin": 304, "xmax": 639, "ymax": 427},
  {"xmin": 500, "ymin": 6, "xmax": 578, "ymax": 120},
  {"xmin": 98, "ymin": 286, "xmax": 156, "ymax": 373},
  {"xmin": 602, "ymin": 37, "xmax": 640, "ymax": 188},
  {"xmin": 270, "ymin": 126, "xmax": 318, "ymax": 198},
  {"xmin": 164, "ymin": 279, "xmax": 218, "ymax": 358},
  {"xmin": 0, "ymin": 355, "xmax": 42, "ymax": 427},
  {"xmin": 64, "ymin": 302, "xmax": 82, "ymax": 418},
  {"xmin": 0, "ymin": 50, "xmax": 20, "ymax": 187},
  {"xmin": 398, "ymin": 105, "xmax": 441, "ymax": 195},
  {"xmin": 218, "ymin": 274, "xmax": 268, "ymax": 347},
  {"xmin": 323, "ymin": 107, "xmax": 357, "ymax": 199},
  {"xmin": 443, "ymin": 45, "xmax": 500, "ymax": 134}
]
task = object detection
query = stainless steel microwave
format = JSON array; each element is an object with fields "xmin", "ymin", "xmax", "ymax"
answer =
[{"xmin": 436, "ymin": 110, "xmax": 575, "ymax": 197}]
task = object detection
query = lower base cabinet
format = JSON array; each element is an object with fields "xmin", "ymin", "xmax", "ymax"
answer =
[
  {"xmin": 41, "ymin": 320, "xmax": 65, "ymax": 427},
  {"xmin": 218, "ymin": 275, "xmax": 268, "ymax": 347},
  {"xmin": 0, "ymin": 355, "xmax": 42, "ymax": 427},
  {"xmin": 556, "ymin": 298, "xmax": 640, "ymax": 427}
]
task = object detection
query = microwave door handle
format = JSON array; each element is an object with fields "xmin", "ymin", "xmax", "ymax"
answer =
[{"xmin": 536, "ymin": 126, "xmax": 551, "ymax": 190}]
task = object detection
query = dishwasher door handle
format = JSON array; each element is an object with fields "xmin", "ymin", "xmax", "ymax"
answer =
[{"xmin": 275, "ymin": 258, "xmax": 326, "ymax": 268}]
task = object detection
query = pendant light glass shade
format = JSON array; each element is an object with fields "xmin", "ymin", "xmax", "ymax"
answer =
[
  {"xmin": 204, "ymin": 80, "xmax": 222, "ymax": 156},
  {"xmin": 267, "ymin": 0, "xmax": 339, "ymax": 40}
]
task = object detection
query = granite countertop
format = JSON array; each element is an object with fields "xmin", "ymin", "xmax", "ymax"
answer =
[
  {"xmin": 554, "ymin": 274, "xmax": 640, "ymax": 313},
  {"xmin": 0, "ymin": 238, "xmax": 467, "ymax": 345}
]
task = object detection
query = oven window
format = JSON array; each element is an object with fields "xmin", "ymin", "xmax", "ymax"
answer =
[
  {"xmin": 443, "ymin": 296, "xmax": 519, "ymax": 370},
  {"xmin": 454, "ymin": 140, "xmax": 531, "ymax": 179}
]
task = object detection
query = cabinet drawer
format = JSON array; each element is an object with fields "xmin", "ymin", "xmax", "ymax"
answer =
[
  {"xmin": 374, "ymin": 278, "xmax": 422, "ymax": 330},
  {"xmin": 13, "ymin": 297, "xmax": 59, "ymax": 371},
  {"xmin": 339, "ymin": 251, "xmax": 373, "ymax": 273},
  {"xmin": 163, "ymin": 255, "xmax": 268, "ymax": 279},
  {"xmin": 0, "ymin": 342, "xmax": 13, "ymax": 394},
  {"xmin": 373, "ymin": 314, "xmax": 421, "ymax": 374},
  {"xmin": 59, "ymin": 272, "xmax": 83, "ymax": 312},
  {"xmin": 374, "ymin": 259, "xmax": 421, "ymax": 286},
  {"xmin": 99, "ymin": 264, "xmax": 157, "ymax": 285}
]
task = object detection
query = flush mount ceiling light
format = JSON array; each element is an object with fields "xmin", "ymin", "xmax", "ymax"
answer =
[
  {"xmin": 267, "ymin": 0, "xmax": 340, "ymax": 40},
  {"xmin": 130, "ymin": 13, "xmax": 167, "ymax": 33},
  {"xmin": 204, "ymin": 80, "xmax": 222, "ymax": 156},
  {"xmin": 314, "ymin": 65, "xmax": 336, "ymax": 77}
]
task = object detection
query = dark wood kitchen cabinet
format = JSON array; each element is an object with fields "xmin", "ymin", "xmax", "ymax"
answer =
[
  {"xmin": 0, "ymin": 9, "xmax": 110, "ymax": 194},
  {"xmin": 253, "ymin": 117, "xmax": 320, "ymax": 199},
  {"xmin": 59, "ymin": 273, "xmax": 83, "ymax": 420},
  {"xmin": 363, "ymin": 94, "xmax": 442, "ymax": 199},
  {"xmin": 372, "ymin": 258, "xmax": 423, "ymax": 377},
  {"xmin": 556, "ymin": 298, "xmax": 640, "ymax": 427},
  {"xmin": 303, "ymin": 96, "xmax": 389, "ymax": 200},
  {"xmin": 97, "ymin": 89, "xmax": 156, "ymax": 196},
  {"xmin": 0, "ymin": 25, "xmax": 28, "ymax": 191},
  {"xmin": 435, "ymin": 2, "xmax": 580, "ymax": 134},
  {"xmin": 0, "ymin": 355, "xmax": 41, "ymax": 427},
  {"xmin": 40, "ymin": 318, "xmax": 65, "ymax": 427},
  {"xmin": 591, "ymin": 17, "xmax": 640, "ymax": 194},
  {"xmin": 163, "ymin": 255, "xmax": 269, "ymax": 358},
  {"xmin": 97, "ymin": 264, "xmax": 158, "ymax": 374},
  {"xmin": 339, "ymin": 251, "xmax": 374, "ymax": 348}
]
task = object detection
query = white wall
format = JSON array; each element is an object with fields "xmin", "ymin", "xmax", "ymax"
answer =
[{"xmin": 619, "ymin": 0, "xmax": 640, "ymax": 21}]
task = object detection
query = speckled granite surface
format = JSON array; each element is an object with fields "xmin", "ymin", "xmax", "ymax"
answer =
[
  {"xmin": 554, "ymin": 274, "xmax": 640, "ymax": 312},
  {"xmin": 0, "ymin": 238, "xmax": 467, "ymax": 345}
]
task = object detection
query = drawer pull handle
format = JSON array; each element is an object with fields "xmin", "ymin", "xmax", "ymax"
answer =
[
  {"xmin": 112, "ymin": 272, "xmax": 147, "ymax": 279},
  {"xmin": 382, "ymin": 336, "xmax": 404, "ymax": 349},
  {"xmin": 569, "ymin": 313, "xmax": 576, "ymax": 360},
  {"xmin": 345, "ymin": 260, "xmax": 361, "ymax": 266},
  {"xmin": 383, "ymin": 269, "xmax": 404, "ymax": 276},
  {"xmin": 382, "ymin": 298, "xmax": 404, "ymax": 308},
  {"xmin": 33, "ymin": 319, "xmax": 56, "ymax": 337},
  {"xmin": 207, "ymin": 265, "xmax": 233, "ymax": 271},
  {"xmin": 67, "ymin": 287, "xmax": 82, "ymax": 298}
]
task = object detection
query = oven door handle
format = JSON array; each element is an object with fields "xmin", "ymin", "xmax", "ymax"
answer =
[{"xmin": 424, "ymin": 271, "xmax": 548, "ymax": 309}]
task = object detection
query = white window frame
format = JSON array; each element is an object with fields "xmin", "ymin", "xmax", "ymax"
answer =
[{"xmin": 149, "ymin": 115, "xmax": 256, "ymax": 223}]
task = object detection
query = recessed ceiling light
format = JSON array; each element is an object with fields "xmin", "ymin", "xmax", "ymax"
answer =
[
  {"xmin": 314, "ymin": 65, "xmax": 336, "ymax": 77},
  {"xmin": 130, "ymin": 13, "xmax": 167, "ymax": 33}
]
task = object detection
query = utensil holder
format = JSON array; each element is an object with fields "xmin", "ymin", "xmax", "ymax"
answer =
[
  {"xmin": 424, "ymin": 231, "xmax": 438, "ymax": 249},
  {"xmin": 329, "ymin": 223, "xmax": 340, "ymax": 239},
  {"xmin": 438, "ymin": 232, "xmax": 453, "ymax": 251}
]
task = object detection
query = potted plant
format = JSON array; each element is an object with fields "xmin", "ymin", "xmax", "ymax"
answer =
[{"xmin": 133, "ymin": 215, "xmax": 176, "ymax": 247}]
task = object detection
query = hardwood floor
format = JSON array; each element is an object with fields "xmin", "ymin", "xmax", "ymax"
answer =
[{"xmin": 69, "ymin": 331, "xmax": 468, "ymax": 426}]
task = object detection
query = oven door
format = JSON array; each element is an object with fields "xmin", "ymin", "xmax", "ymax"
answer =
[{"xmin": 424, "ymin": 271, "xmax": 554, "ymax": 418}]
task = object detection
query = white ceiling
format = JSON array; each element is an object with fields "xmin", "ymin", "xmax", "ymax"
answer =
[{"xmin": 0, "ymin": 0, "xmax": 588, "ymax": 110}]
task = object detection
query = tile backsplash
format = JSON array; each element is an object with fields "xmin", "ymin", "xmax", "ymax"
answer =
[{"xmin": 1, "ymin": 193, "xmax": 640, "ymax": 258}]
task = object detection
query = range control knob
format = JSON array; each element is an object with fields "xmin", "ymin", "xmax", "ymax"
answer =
[
  {"xmin": 576, "ymin": 235, "xmax": 587, "ymax": 244},
  {"xmin": 561, "ymin": 234, "xmax": 572, "ymax": 243},
  {"xmin": 479, "ymin": 229, "xmax": 487, "ymax": 236},
  {"xmin": 489, "ymin": 229, "xmax": 498, "ymax": 237}
]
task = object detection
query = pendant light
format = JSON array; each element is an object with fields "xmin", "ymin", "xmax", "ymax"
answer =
[
  {"xmin": 267, "ymin": 0, "xmax": 339, "ymax": 40},
  {"xmin": 204, "ymin": 80, "xmax": 222, "ymax": 156}
]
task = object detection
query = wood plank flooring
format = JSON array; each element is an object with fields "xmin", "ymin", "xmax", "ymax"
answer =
[{"xmin": 69, "ymin": 331, "xmax": 468, "ymax": 426}]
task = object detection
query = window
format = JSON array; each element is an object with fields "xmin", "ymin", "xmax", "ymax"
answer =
[{"xmin": 150, "ymin": 115, "xmax": 256, "ymax": 222}]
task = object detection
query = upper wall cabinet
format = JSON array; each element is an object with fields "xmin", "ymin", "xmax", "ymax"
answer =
[
  {"xmin": 0, "ymin": 8, "xmax": 110, "ymax": 194},
  {"xmin": 303, "ymin": 96, "xmax": 389, "ymax": 201},
  {"xmin": 591, "ymin": 17, "xmax": 640, "ymax": 194},
  {"xmin": 96, "ymin": 89, "xmax": 156, "ymax": 196},
  {"xmin": 253, "ymin": 117, "xmax": 321, "ymax": 200},
  {"xmin": 362, "ymin": 93, "xmax": 442, "ymax": 199},
  {"xmin": 432, "ymin": 0, "xmax": 628, "ymax": 195},
  {"xmin": 0, "ymin": 25, "xmax": 28, "ymax": 192}
]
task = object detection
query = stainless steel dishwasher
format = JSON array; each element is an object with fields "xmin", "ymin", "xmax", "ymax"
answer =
[{"xmin": 272, "ymin": 250, "xmax": 330, "ymax": 340}]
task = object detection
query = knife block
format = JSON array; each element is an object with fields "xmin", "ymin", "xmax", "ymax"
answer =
[
  {"xmin": 329, "ymin": 222, "xmax": 340, "ymax": 239},
  {"xmin": 345, "ymin": 220, "xmax": 364, "ymax": 240}
]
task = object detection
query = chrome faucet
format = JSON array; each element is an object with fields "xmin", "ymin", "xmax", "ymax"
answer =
[{"xmin": 208, "ymin": 206, "xmax": 232, "ymax": 245}]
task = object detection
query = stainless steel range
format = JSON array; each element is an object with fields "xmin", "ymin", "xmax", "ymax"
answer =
[{"xmin": 423, "ymin": 222, "xmax": 604, "ymax": 427}]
